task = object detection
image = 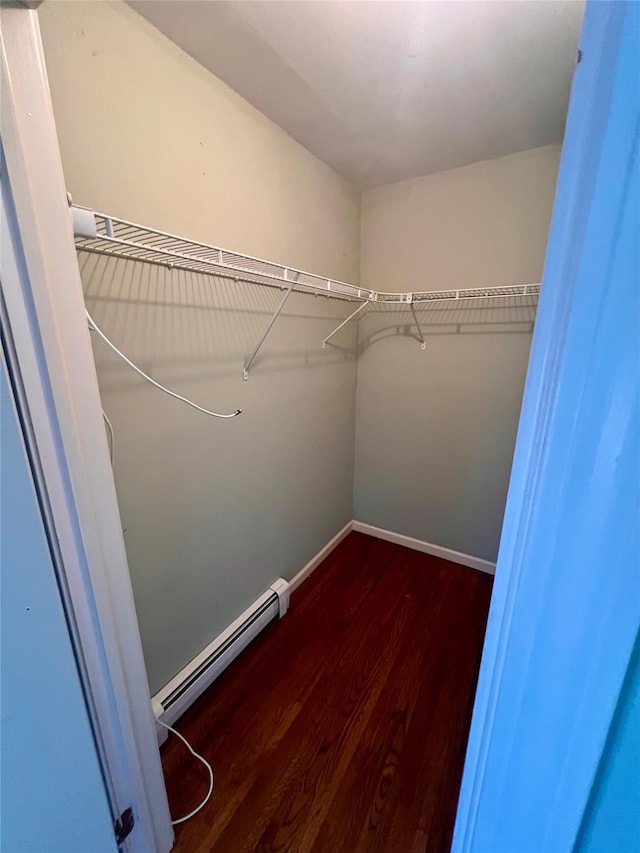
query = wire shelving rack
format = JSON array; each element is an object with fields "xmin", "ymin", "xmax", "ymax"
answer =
[{"xmin": 73, "ymin": 205, "xmax": 540, "ymax": 377}]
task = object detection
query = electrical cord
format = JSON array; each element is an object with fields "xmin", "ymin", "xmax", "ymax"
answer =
[
  {"xmin": 86, "ymin": 309, "xmax": 242, "ymax": 420},
  {"xmin": 156, "ymin": 719, "xmax": 214, "ymax": 825},
  {"xmin": 102, "ymin": 409, "xmax": 115, "ymax": 465},
  {"xmin": 89, "ymin": 311, "xmax": 220, "ymax": 822}
]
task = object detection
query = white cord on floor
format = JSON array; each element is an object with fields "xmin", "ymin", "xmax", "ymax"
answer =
[
  {"xmin": 102, "ymin": 409, "xmax": 115, "ymax": 466},
  {"xmin": 156, "ymin": 719, "xmax": 214, "ymax": 825},
  {"xmin": 86, "ymin": 309, "xmax": 242, "ymax": 420}
]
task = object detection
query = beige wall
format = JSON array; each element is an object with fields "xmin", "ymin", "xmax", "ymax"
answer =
[
  {"xmin": 38, "ymin": 0, "xmax": 561, "ymax": 686},
  {"xmin": 361, "ymin": 145, "xmax": 561, "ymax": 292},
  {"xmin": 39, "ymin": 0, "xmax": 359, "ymax": 282},
  {"xmin": 39, "ymin": 0, "xmax": 360, "ymax": 693},
  {"xmin": 355, "ymin": 146, "xmax": 561, "ymax": 562}
]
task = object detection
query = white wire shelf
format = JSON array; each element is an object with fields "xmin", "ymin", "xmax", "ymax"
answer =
[
  {"xmin": 74, "ymin": 209, "xmax": 369, "ymax": 302},
  {"xmin": 72, "ymin": 204, "xmax": 540, "ymax": 378},
  {"xmin": 72, "ymin": 206, "xmax": 540, "ymax": 306}
]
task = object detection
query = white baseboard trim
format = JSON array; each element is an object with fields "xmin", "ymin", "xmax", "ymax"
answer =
[
  {"xmin": 352, "ymin": 521, "xmax": 496, "ymax": 576},
  {"xmin": 289, "ymin": 521, "xmax": 353, "ymax": 592}
]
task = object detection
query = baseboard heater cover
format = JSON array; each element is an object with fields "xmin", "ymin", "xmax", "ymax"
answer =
[{"xmin": 152, "ymin": 578, "xmax": 289, "ymax": 733}]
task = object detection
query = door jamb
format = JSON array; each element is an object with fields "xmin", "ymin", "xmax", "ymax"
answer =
[{"xmin": 1, "ymin": 7, "xmax": 173, "ymax": 851}]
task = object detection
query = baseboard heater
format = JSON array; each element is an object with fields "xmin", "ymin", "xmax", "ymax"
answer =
[{"xmin": 152, "ymin": 578, "xmax": 289, "ymax": 738}]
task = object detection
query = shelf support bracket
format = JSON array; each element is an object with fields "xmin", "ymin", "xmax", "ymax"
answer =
[
  {"xmin": 243, "ymin": 272, "xmax": 299, "ymax": 379},
  {"xmin": 409, "ymin": 300, "xmax": 426, "ymax": 350},
  {"xmin": 323, "ymin": 300, "xmax": 368, "ymax": 348}
]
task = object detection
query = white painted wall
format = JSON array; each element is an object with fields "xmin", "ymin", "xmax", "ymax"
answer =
[
  {"xmin": 39, "ymin": 0, "xmax": 359, "ymax": 280},
  {"xmin": 355, "ymin": 146, "xmax": 561, "ymax": 562},
  {"xmin": 361, "ymin": 145, "xmax": 561, "ymax": 292},
  {"xmin": 38, "ymin": 0, "xmax": 561, "ymax": 690},
  {"xmin": 39, "ymin": 0, "xmax": 360, "ymax": 694}
]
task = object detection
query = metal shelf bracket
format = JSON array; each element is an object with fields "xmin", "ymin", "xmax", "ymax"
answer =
[
  {"xmin": 322, "ymin": 299, "xmax": 369, "ymax": 348},
  {"xmin": 408, "ymin": 295, "xmax": 426, "ymax": 350},
  {"xmin": 243, "ymin": 272, "xmax": 300, "ymax": 380},
  {"xmin": 70, "ymin": 203, "xmax": 541, "ymax": 370}
]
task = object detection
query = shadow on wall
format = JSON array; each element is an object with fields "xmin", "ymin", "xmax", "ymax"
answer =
[
  {"xmin": 79, "ymin": 249, "xmax": 536, "ymax": 689},
  {"xmin": 80, "ymin": 250, "xmax": 537, "ymax": 387},
  {"xmin": 352, "ymin": 301, "xmax": 535, "ymax": 564},
  {"xmin": 79, "ymin": 252, "xmax": 358, "ymax": 390},
  {"xmin": 79, "ymin": 251, "xmax": 359, "ymax": 695},
  {"xmin": 352, "ymin": 299, "xmax": 537, "ymax": 355}
]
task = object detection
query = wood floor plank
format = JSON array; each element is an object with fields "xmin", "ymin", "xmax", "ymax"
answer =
[
  {"xmin": 212, "ymin": 547, "xmax": 416, "ymax": 852},
  {"xmin": 161, "ymin": 532, "xmax": 492, "ymax": 852},
  {"xmin": 310, "ymin": 551, "xmax": 447, "ymax": 853}
]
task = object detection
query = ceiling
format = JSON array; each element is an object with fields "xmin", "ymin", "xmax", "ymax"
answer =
[{"xmin": 129, "ymin": 0, "xmax": 584, "ymax": 190}]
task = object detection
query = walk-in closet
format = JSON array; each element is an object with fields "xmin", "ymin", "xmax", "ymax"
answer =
[{"xmin": 5, "ymin": 1, "xmax": 585, "ymax": 850}]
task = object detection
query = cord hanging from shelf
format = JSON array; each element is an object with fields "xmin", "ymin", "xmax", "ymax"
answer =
[
  {"xmin": 72, "ymin": 202, "xmax": 540, "ymax": 375},
  {"xmin": 87, "ymin": 310, "xmax": 242, "ymax": 419}
]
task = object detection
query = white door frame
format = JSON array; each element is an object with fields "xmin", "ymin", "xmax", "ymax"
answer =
[{"xmin": 1, "ymin": 6, "xmax": 173, "ymax": 851}]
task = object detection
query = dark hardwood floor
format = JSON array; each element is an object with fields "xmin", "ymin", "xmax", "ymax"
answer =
[{"xmin": 161, "ymin": 532, "xmax": 493, "ymax": 852}]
